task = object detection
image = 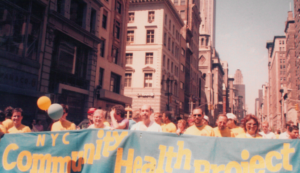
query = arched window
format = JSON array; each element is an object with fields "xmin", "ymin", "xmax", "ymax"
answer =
[{"xmin": 201, "ymin": 38, "xmax": 204, "ymax": 45}]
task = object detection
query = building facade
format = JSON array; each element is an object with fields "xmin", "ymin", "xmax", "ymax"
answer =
[
  {"xmin": 124, "ymin": 0, "xmax": 184, "ymax": 114},
  {"xmin": 233, "ymin": 69, "xmax": 246, "ymax": 120},
  {"xmin": 0, "ymin": 0, "xmax": 132, "ymax": 126},
  {"xmin": 266, "ymin": 36, "xmax": 286, "ymax": 130}
]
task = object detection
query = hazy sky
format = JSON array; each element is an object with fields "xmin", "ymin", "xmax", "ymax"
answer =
[{"xmin": 215, "ymin": 0, "xmax": 293, "ymax": 114}]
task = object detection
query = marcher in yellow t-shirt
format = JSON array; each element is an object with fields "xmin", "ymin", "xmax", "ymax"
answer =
[
  {"xmin": 184, "ymin": 107, "xmax": 214, "ymax": 136},
  {"xmin": 212, "ymin": 114, "xmax": 235, "ymax": 137},
  {"xmin": 8, "ymin": 108, "xmax": 31, "ymax": 134},
  {"xmin": 51, "ymin": 104, "xmax": 76, "ymax": 131},
  {"xmin": 0, "ymin": 110, "xmax": 7, "ymax": 136},
  {"xmin": 2, "ymin": 119, "xmax": 13, "ymax": 130},
  {"xmin": 235, "ymin": 114, "xmax": 262, "ymax": 139},
  {"xmin": 161, "ymin": 112, "xmax": 177, "ymax": 133},
  {"xmin": 226, "ymin": 113, "xmax": 244, "ymax": 136}
]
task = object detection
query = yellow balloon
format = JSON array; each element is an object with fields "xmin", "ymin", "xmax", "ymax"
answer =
[{"xmin": 37, "ymin": 96, "xmax": 51, "ymax": 110}]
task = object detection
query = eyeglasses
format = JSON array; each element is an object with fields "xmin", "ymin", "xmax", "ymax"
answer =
[
  {"xmin": 246, "ymin": 123, "xmax": 257, "ymax": 127},
  {"xmin": 193, "ymin": 114, "xmax": 202, "ymax": 117}
]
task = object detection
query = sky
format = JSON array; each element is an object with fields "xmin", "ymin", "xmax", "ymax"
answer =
[{"xmin": 215, "ymin": 0, "xmax": 293, "ymax": 114}]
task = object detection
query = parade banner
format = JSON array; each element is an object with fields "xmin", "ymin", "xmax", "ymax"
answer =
[{"xmin": 0, "ymin": 129, "xmax": 299, "ymax": 173}]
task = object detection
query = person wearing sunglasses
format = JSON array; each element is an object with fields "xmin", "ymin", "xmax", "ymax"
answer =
[
  {"xmin": 236, "ymin": 115, "xmax": 262, "ymax": 138},
  {"xmin": 184, "ymin": 107, "xmax": 214, "ymax": 136}
]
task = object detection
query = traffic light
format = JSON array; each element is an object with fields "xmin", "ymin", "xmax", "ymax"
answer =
[{"xmin": 296, "ymin": 104, "xmax": 299, "ymax": 111}]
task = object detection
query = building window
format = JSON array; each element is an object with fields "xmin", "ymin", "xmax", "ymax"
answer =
[
  {"xmin": 164, "ymin": 33, "xmax": 167, "ymax": 46},
  {"xmin": 171, "ymin": 62, "xmax": 173, "ymax": 73},
  {"xmin": 126, "ymin": 53, "xmax": 133, "ymax": 64},
  {"xmin": 99, "ymin": 68, "xmax": 104, "ymax": 88},
  {"xmin": 169, "ymin": 20, "xmax": 171, "ymax": 30},
  {"xmin": 163, "ymin": 55, "xmax": 165, "ymax": 67},
  {"xmin": 114, "ymin": 21, "xmax": 121, "ymax": 39},
  {"xmin": 111, "ymin": 47, "xmax": 119, "ymax": 64},
  {"xmin": 70, "ymin": 0, "xmax": 86, "ymax": 27},
  {"xmin": 57, "ymin": 0, "xmax": 65, "ymax": 15},
  {"xmin": 181, "ymin": 48, "xmax": 185, "ymax": 56},
  {"xmin": 110, "ymin": 73, "xmax": 121, "ymax": 93},
  {"xmin": 180, "ymin": 64, "xmax": 184, "ymax": 72},
  {"xmin": 180, "ymin": 0, "xmax": 185, "ymax": 5},
  {"xmin": 174, "ymin": 0, "xmax": 178, "ymax": 4},
  {"xmin": 146, "ymin": 30, "xmax": 154, "ymax": 43},
  {"xmin": 167, "ymin": 59, "xmax": 170, "ymax": 70},
  {"xmin": 180, "ymin": 82, "xmax": 184, "ymax": 89},
  {"xmin": 148, "ymin": 11, "xmax": 155, "ymax": 23},
  {"xmin": 145, "ymin": 53, "xmax": 153, "ymax": 64},
  {"xmin": 129, "ymin": 12, "xmax": 134, "ymax": 22},
  {"xmin": 174, "ymin": 82, "xmax": 178, "ymax": 96},
  {"xmin": 127, "ymin": 30, "xmax": 134, "ymax": 43},
  {"xmin": 180, "ymin": 10, "xmax": 185, "ymax": 19},
  {"xmin": 102, "ymin": 10, "xmax": 108, "ymax": 29},
  {"xmin": 168, "ymin": 37, "xmax": 171, "ymax": 50},
  {"xmin": 90, "ymin": 8, "xmax": 96, "ymax": 34},
  {"xmin": 144, "ymin": 73, "xmax": 153, "ymax": 87},
  {"xmin": 172, "ymin": 42, "xmax": 174, "ymax": 54},
  {"xmin": 125, "ymin": 73, "xmax": 132, "ymax": 87},
  {"xmin": 165, "ymin": 14, "xmax": 167, "ymax": 25},
  {"xmin": 116, "ymin": 1, "xmax": 121, "ymax": 14},
  {"xmin": 100, "ymin": 39, "xmax": 105, "ymax": 57},
  {"xmin": 173, "ymin": 25, "xmax": 175, "ymax": 35}
]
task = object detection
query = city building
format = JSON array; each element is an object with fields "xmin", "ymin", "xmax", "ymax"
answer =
[
  {"xmin": 284, "ymin": 11, "xmax": 298, "ymax": 124},
  {"xmin": 124, "ymin": 0, "xmax": 185, "ymax": 114},
  {"xmin": 266, "ymin": 36, "xmax": 286, "ymax": 130},
  {"xmin": 233, "ymin": 69, "xmax": 246, "ymax": 120},
  {"xmin": 0, "ymin": 0, "xmax": 132, "ymax": 125}
]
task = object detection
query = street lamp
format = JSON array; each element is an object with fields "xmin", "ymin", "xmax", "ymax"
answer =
[{"xmin": 161, "ymin": 77, "xmax": 176, "ymax": 111}]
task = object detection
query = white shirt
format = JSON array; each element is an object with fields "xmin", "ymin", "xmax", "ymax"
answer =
[
  {"xmin": 259, "ymin": 131, "xmax": 276, "ymax": 139},
  {"xmin": 88, "ymin": 124, "xmax": 110, "ymax": 129},
  {"xmin": 279, "ymin": 132, "xmax": 290, "ymax": 139},
  {"xmin": 131, "ymin": 121, "xmax": 162, "ymax": 132}
]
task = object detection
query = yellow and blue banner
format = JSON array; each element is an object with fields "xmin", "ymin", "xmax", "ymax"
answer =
[{"xmin": 0, "ymin": 129, "xmax": 299, "ymax": 173}]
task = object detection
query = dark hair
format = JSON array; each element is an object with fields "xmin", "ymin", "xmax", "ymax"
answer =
[
  {"xmin": 164, "ymin": 111, "xmax": 172, "ymax": 121},
  {"xmin": 242, "ymin": 114, "xmax": 259, "ymax": 134},
  {"xmin": 60, "ymin": 104, "xmax": 69, "ymax": 113},
  {"xmin": 288, "ymin": 125, "xmax": 299, "ymax": 132},
  {"xmin": 286, "ymin": 120, "xmax": 294, "ymax": 128},
  {"xmin": 12, "ymin": 108, "xmax": 23, "ymax": 115},
  {"xmin": 112, "ymin": 105, "xmax": 126, "ymax": 118},
  {"xmin": 4, "ymin": 106, "xmax": 13, "ymax": 119},
  {"xmin": 0, "ymin": 110, "xmax": 5, "ymax": 122},
  {"xmin": 276, "ymin": 129, "xmax": 281, "ymax": 134}
]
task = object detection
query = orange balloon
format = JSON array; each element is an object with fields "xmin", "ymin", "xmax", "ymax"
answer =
[{"xmin": 37, "ymin": 96, "xmax": 51, "ymax": 110}]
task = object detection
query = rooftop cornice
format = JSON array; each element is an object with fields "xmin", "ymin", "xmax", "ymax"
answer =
[{"xmin": 130, "ymin": 0, "xmax": 184, "ymax": 26}]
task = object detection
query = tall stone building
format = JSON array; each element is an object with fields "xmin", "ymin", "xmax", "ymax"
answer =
[
  {"xmin": 199, "ymin": 0, "xmax": 226, "ymax": 123},
  {"xmin": 284, "ymin": 11, "xmax": 298, "ymax": 124},
  {"xmin": 233, "ymin": 69, "xmax": 246, "ymax": 120},
  {"xmin": 0, "ymin": 0, "xmax": 131, "ymax": 125},
  {"xmin": 124, "ymin": 0, "xmax": 185, "ymax": 114},
  {"xmin": 266, "ymin": 36, "xmax": 286, "ymax": 130},
  {"xmin": 294, "ymin": 1, "xmax": 300, "ymax": 105}
]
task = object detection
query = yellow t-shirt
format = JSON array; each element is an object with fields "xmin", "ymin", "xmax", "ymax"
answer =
[
  {"xmin": 213, "ymin": 127, "xmax": 235, "ymax": 137},
  {"xmin": 8, "ymin": 124, "xmax": 31, "ymax": 133},
  {"xmin": 3, "ymin": 119, "xmax": 13, "ymax": 130},
  {"xmin": 236, "ymin": 133, "xmax": 262, "ymax": 139},
  {"xmin": 231, "ymin": 127, "xmax": 245, "ymax": 137},
  {"xmin": 161, "ymin": 122, "xmax": 177, "ymax": 133},
  {"xmin": 0, "ymin": 124, "xmax": 7, "ymax": 134},
  {"xmin": 184, "ymin": 125, "xmax": 214, "ymax": 136},
  {"xmin": 104, "ymin": 121, "xmax": 110, "ymax": 127},
  {"xmin": 51, "ymin": 120, "xmax": 76, "ymax": 131}
]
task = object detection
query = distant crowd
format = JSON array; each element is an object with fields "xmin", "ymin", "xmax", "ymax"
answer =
[{"xmin": 0, "ymin": 104, "xmax": 299, "ymax": 140}]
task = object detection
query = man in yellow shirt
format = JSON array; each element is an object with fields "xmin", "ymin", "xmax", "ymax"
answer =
[
  {"xmin": 213, "ymin": 114, "xmax": 235, "ymax": 137},
  {"xmin": 8, "ymin": 108, "xmax": 31, "ymax": 133},
  {"xmin": 161, "ymin": 112, "xmax": 176, "ymax": 133},
  {"xmin": 51, "ymin": 104, "xmax": 76, "ymax": 131},
  {"xmin": 226, "ymin": 113, "xmax": 244, "ymax": 136},
  {"xmin": 184, "ymin": 107, "xmax": 214, "ymax": 136},
  {"xmin": 3, "ymin": 106, "xmax": 13, "ymax": 130}
]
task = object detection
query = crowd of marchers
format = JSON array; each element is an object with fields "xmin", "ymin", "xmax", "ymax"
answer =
[{"xmin": 0, "ymin": 105, "xmax": 299, "ymax": 140}]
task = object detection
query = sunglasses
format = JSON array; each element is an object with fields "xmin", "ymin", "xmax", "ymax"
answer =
[{"xmin": 193, "ymin": 114, "xmax": 202, "ymax": 117}]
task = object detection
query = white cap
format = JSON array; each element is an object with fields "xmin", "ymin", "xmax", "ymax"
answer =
[
  {"xmin": 204, "ymin": 115, "xmax": 209, "ymax": 122},
  {"xmin": 226, "ymin": 113, "xmax": 237, "ymax": 121}
]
